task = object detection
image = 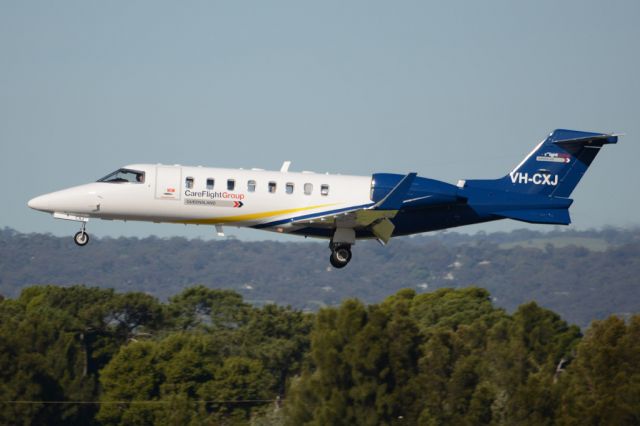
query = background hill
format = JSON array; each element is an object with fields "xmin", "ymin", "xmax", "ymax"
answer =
[{"xmin": 1, "ymin": 227, "xmax": 639, "ymax": 328}]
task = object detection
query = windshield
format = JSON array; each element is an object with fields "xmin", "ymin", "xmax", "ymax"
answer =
[{"xmin": 97, "ymin": 169, "xmax": 145, "ymax": 184}]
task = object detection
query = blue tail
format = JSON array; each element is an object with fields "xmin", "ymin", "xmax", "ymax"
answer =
[{"xmin": 467, "ymin": 129, "xmax": 618, "ymax": 197}]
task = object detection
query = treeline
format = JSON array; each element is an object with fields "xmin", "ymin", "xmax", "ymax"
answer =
[
  {"xmin": 2, "ymin": 227, "xmax": 639, "ymax": 327},
  {"xmin": 1, "ymin": 285, "xmax": 638, "ymax": 425},
  {"xmin": 0, "ymin": 285, "xmax": 311, "ymax": 425}
]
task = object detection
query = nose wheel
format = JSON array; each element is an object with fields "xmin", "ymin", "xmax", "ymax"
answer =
[
  {"xmin": 74, "ymin": 223, "xmax": 90, "ymax": 246},
  {"xmin": 329, "ymin": 243, "xmax": 352, "ymax": 268}
]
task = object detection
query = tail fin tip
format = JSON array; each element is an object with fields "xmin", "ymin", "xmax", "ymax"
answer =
[{"xmin": 548, "ymin": 129, "xmax": 619, "ymax": 145}]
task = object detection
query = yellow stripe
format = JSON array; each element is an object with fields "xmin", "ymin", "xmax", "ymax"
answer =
[{"xmin": 177, "ymin": 203, "xmax": 338, "ymax": 225}]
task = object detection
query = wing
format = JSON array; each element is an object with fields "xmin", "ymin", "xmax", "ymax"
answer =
[{"xmin": 288, "ymin": 173, "xmax": 417, "ymax": 243}]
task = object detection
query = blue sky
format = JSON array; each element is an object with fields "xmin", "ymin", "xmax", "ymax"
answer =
[{"xmin": 1, "ymin": 1, "xmax": 638, "ymax": 241}]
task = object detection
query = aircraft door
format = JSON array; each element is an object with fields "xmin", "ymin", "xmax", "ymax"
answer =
[{"xmin": 155, "ymin": 166, "xmax": 182, "ymax": 200}]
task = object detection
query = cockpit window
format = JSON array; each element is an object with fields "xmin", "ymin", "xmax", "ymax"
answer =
[{"xmin": 98, "ymin": 169, "xmax": 145, "ymax": 184}]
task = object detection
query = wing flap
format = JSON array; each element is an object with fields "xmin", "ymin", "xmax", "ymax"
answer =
[{"xmin": 371, "ymin": 218, "xmax": 395, "ymax": 244}]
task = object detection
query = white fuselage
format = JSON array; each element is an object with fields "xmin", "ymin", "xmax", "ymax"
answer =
[{"xmin": 28, "ymin": 164, "xmax": 374, "ymax": 236}]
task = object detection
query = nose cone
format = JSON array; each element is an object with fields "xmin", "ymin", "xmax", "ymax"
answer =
[
  {"xmin": 28, "ymin": 184, "xmax": 102, "ymax": 214},
  {"xmin": 28, "ymin": 194, "xmax": 52, "ymax": 212}
]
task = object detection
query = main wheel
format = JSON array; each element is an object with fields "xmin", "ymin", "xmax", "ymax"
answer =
[
  {"xmin": 74, "ymin": 231, "xmax": 89, "ymax": 246},
  {"xmin": 330, "ymin": 245, "xmax": 352, "ymax": 268}
]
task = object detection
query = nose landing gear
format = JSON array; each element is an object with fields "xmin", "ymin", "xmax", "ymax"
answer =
[
  {"xmin": 50, "ymin": 212, "xmax": 91, "ymax": 247},
  {"xmin": 329, "ymin": 243, "xmax": 352, "ymax": 268},
  {"xmin": 74, "ymin": 222, "xmax": 90, "ymax": 246}
]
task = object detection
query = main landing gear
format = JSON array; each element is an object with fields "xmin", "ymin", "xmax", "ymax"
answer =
[
  {"xmin": 329, "ymin": 228, "xmax": 356, "ymax": 268},
  {"xmin": 74, "ymin": 222, "xmax": 90, "ymax": 246},
  {"xmin": 329, "ymin": 243, "xmax": 352, "ymax": 268}
]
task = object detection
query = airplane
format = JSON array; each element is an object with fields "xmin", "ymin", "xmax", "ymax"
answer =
[{"xmin": 28, "ymin": 129, "xmax": 618, "ymax": 268}]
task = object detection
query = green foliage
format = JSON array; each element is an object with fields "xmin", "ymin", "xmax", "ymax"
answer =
[
  {"xmin": 558, "ymin": 315, "xmax": 640, "ymax": 425},
  {"xmin": 286, "ymin": 296, "xmax": 425, "ymax": 425},
  {"xmin": 95, "ymin": 287, "xmax": 311, "ymax": 424},
  {"xmin": 167, "ymin": 285, "xmax": 250, "ymax": 331},
  {"xmin": 410, "ymin": 287, "xmax": 498, "ymax": 330},
  {"xmin": 0, "ymin": 283, "xmax": 638, "ymax": 425},
  {"xmin": 97, "ymin": 334, "xmax": 223, "ymax": 425},
  {"xmin": 286, "ymin": 288, "xmax": 586, "ymax": 426},
  {"xmin": 0, "ymin": 285, "xmax": 145, "ymax": 425}
]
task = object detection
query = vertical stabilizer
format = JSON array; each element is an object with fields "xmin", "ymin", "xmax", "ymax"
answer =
[{"xmin": 466, "ymin": 129, "xmax": 618, "ymax": 197}]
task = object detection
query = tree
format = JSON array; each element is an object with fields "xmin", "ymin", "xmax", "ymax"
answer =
[
  {"xmin": 0, "ymin": 285, "xmax": 126, "ymax": 425},
  {"xmin": 97, "ymin": 340, "xmax": 160, "ymax": 426},
  {"xmin": 240, "ymin": 304, "xmax": 313, "ymax": 396},
  {"xmin": 286, "ymin": 295, "xmax": 424, "ymax": 425},
  {"xmin": 559, "ymin": 315, "xmax": 640, "ymax": 425},
  {"xmin": 167, "ymin": 286, "xmax": 250, "ymax": 331}
]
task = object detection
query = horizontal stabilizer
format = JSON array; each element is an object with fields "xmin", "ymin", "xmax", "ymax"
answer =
[
  {"xmin": 494, "ymin": 209, "xmax": 571, "ymax": 225},
  {"xmin": 549, "ymin": 129, "xmax": 619, "ymax": 145}
]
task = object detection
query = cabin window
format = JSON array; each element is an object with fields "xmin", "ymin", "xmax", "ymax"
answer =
[
  {"xmin": 268, "ymin": 181, "xmax": 277, "ymax": 193},
  {"xmin": 304, "ymin": 183, "xmax": 313, "ymax": 195},
  {"xmin": 206, "ymin": 178, "xmax": 214, "ymax": 190},
  {"xmin": 185, "ymin": 177, "xmax": 194, "ymax": 189},
  {"xmin": 247, "ymin": 180, "xmax": 256, "ymax": 192},
  {"xmin": 98, "ymin": 169, "xmax": 145, "ymax": 184},
  {"xmin": 227, "ymin": 179, "xmax": 235, "ymax": 191},
  {"xmin": 286, "ymin": 182, "xmax": 294, "ymax": 194},
  {"xmin": 321, "ymin": 184, "xmax": 329, "ymax": 196}
]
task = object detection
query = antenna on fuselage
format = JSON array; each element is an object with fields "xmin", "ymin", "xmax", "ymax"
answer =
[{"xmin": 280, "ymin": 161, "xmax": 291, "ymax": 172}]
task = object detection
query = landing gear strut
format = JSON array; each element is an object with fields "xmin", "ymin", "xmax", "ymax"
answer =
[
  {"xmin": 74, "ymin": 222, "xmax": 90, "ymax": 246},
  {"xmin": 329, "ymin": 243, "xmax": 352, "ymax": 268}
]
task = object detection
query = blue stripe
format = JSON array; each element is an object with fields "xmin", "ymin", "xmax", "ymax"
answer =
[{"xmin": 252, "ymin": 203, "xmax": 374, "ymax": 229}]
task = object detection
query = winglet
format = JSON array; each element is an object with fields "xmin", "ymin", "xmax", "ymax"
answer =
[{"xmin": 374, "ymin": 172, "xmax": 417, "ymax": 210}]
